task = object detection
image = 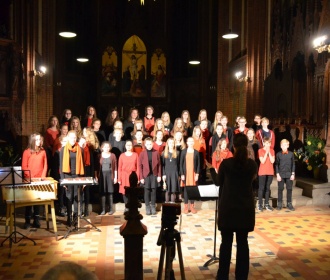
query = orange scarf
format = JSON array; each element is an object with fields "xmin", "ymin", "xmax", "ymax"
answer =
[{"xmin": 62, "ymin": 142, "xmax": 84, "ymax": 175}]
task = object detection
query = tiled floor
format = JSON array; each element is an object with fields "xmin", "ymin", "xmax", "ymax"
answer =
[{"xmin": 0, "ymin": 203, "xmax": 330, "ymax": 280}]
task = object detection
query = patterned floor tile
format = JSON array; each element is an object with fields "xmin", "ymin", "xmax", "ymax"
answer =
[{"xmin": 1, "ymin": 205, "xmax": 330, "ymax": 279}]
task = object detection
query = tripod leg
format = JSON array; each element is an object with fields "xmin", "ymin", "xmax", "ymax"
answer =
[
  {"xmin": 80, "ymin": 217, "xmax": 101, "ymax": 232},
  {"xmin": 164, "ymin": 245, "xmax": 174, "ymax": 280},
  {"xmin": 157, "ymin": 243, "xmax": 166, "ymax": 280},
  {"xmin": 176, "ymin": 239, "xmax": 186, "ymax": 280}
]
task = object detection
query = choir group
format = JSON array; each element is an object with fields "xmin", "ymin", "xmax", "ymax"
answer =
[{"xmin": 21, "ymin": 105, "xmax": 295, "ymax": 228}]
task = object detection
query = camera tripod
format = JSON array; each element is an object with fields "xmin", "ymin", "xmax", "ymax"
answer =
[{"xmin": 157, "ymin": 225, "xmax": 185, "ymax": 280}]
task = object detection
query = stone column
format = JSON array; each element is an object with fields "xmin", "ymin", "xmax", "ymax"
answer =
[{"xmin": 120, "ymin": 172, "xmax": 147, "ymax": 280}]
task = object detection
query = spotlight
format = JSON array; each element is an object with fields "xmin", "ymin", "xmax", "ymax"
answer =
[{"xmin": 30, "ymin": 66, "xmax": 47, "ymax": 77}]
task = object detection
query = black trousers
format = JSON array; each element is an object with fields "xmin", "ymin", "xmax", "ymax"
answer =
[
  {"xmin": 183, "ymin": 187, "xmax": 194, "ymax": 204},
  {"xmin": 143, "ymin": 175, "xmax": 157, "ymax": 206},
  {"xmin": 217, "ymin": 229, "xmax": 250, "ymax": 280},
  {"xmin": 25, "ymin": 205, "xmax": 40, "ymax": 218},
  {"xmin": 258, "ymin": 175, "xmax": 273, "ymax": 205},
  {"xmin": 277, "ymin": 178, "xmax": 293, "ymax": 203},
  {"xmin": 65, "ymin": 185, "xmax": 79, "ymax": 216},
  {"xmin": 57, "ymin": 185, "xmax": 65, "ymax": 208}
]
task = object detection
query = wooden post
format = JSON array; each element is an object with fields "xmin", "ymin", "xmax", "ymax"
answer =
[{"xmin": 120, "ymin": 172, "xmax": 147, "ymax": 280}]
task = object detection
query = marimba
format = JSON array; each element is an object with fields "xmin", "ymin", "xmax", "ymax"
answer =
[{"xmin": 2, "ymin": 177, "xmax": 58, "ymax": 239}]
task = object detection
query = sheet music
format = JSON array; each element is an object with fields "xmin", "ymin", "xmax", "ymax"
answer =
[
  {"xmin": 0, "ymin": 166, "xmax": 25, "ymax": 185},
  {"xmin": 198, "ymin": 184, "xmax": 219, "ymax": 198}
]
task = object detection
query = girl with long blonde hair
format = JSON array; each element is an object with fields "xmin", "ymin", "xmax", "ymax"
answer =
[
  {"xmin": 70, "ymin": 116, "xmax": 83, "ymax": 140},
  {"xmin": 161, "ymin": 111, "xmax": 173, "ymax": 135},
  {"xmin": 171, "ymin": 118, "xmax": 186, "ymax": 137},
  {"xmin": 181, "ymin": 110, "xmax": 193, "ymax": 137},
  {"xmin": 212, "ymin": 110, "xmax": 223, "ymax": 134},
  {"xmin": 161, "ymin": 137, "xmax": 180, "ymax": 202}
]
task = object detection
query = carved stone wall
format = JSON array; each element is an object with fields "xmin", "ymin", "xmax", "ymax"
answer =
[{"xmin": 264, "ymin": 0, "xmax": 327, "ymax": 125}]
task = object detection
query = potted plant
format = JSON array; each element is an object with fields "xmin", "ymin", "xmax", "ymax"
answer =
[
  {"xmin": 0, "ymin": 144, "xmax": 18, "ymax": 167},
  {"xmin": 294, "ymin": 136, "xmax": 326, "ymax": 179}
]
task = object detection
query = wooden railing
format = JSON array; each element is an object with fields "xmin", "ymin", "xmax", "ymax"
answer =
[{"xmin": 272, "ymin": 124, "xmax": 325, "ymax": 144}]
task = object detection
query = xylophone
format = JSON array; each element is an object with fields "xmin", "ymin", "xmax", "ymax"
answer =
[
  {"xmin": 1, "ymin": 177, "xmax": 58, "ymax": 239},
  {"xmin": 2, "ymin": 177, "xmax": 57, "ymax": 202}
]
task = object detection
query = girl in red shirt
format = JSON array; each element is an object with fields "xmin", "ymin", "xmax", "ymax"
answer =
[
  {"xmin": 143, "ymin": 105, "xmax": 155, "ymax": 135},
  {"xmin": 44, "ymin": 115, "xmax": 60, "ymax": 176},
  {"xmin": 118, "ymin": 140, "xmax": 140, "ymax": 211},
  {"xmin": 22, "ymin": 133, "xmax": 48, "ymax": 229},
  {"xmin": 153, "ymin": 130, "xmax": 166, "ymax": 155},
  {"xmin": 257, "ymin": 137, "xmax": 275, "ymax": 212},
  {"xmin": 211, "ymin": 139, "xmax": 233, "ymax": 171},
  {"xmin": 82, "ymin": 106, "xmax": 97, "ymax": 128},
  {"xmin": 44, "ymin": 115, "xmax": 60, "ymax": 151}
]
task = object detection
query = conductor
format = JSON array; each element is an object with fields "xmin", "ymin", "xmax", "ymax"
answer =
[{"xmin": 206, "ymin": 134, "xmax": 257, "ymax": 280}]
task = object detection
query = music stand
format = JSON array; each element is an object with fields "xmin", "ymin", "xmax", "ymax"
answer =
[
  {"xmin": 60, "ymin": 177, "xmax": 101, "ymax": 239},
  {"xmin": 185, "ymin": 184, "xmax": 219, "ymax": 267},
  {"xmin": 0, "ymin": 166, "xmax": 36, "ymax": 257}
]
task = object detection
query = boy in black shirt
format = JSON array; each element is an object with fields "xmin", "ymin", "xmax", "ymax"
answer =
[{"xmin": 275, "ymin": 139, "xmax": 295, "ymax": 211}]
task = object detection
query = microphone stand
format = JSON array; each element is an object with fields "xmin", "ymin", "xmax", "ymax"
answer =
[
  {"xmin": 203, "ymin": 198, "xmax": 219, "ymax": 267},
  {"xmin": 1, "ymin": 160, "xmax": 36, "ymax": 258}
]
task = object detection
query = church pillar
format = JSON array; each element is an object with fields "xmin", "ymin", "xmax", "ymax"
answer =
[{"xmin": 324, "ymin": 60, "xmax": 330, "ymax": 182}]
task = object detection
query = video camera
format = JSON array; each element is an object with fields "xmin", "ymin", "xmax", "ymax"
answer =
[{"xmin": 161, "ymin": 202, "xmax": 181, "ymax": 229}]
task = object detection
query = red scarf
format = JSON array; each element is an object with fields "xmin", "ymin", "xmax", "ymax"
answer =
[{"xmin": 83, "ymin": 145, "xmax": 91, "ymax": 166}]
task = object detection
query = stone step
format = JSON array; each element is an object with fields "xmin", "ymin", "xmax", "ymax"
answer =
[{"xmin": 295, "ymin": 177, "xmax": 330, "ymax": 205}]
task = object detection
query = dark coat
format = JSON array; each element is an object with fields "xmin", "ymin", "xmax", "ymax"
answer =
[
  {"xmin": 59, "ymin": 146, "xmax": 84, "ymax": 179},
  {"xmin": 179, "ymin": 149, "xmax": 200, "ymax": 176},
  {"xmin": 210, "ymin": 158, "xmax": 257, "ymax": 232},
  {"xmin": 139, "ymin": 149, "xmax": 162, "ymax": 179}
]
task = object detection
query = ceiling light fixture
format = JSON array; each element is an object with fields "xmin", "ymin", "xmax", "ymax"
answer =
[
  {"xmin": 222, "ymin": 29, "xmax": 239, "ymax": 39},
  {"xmin": 30, "ymin": 66, "xmax": 47, "ymax": 77},
  {"xmin": 77, "ymin": 58, "xmax": 89, "ymax": 62},
  {"xmin": 59, "ymin": 32, "xmax": 77, "ymax": 38},
  {"xmin": 313, "ymin": 35, "xmax": 330, "ymax": 53},
  {"xmin": 189, "ymin": 60, "xmax": 201, "ymax": 65},
  {"xmin": 235, "ymin": 71, "xmax": 251, "ymax": 82},
  {"xmin": 128, "ymin": 0, "xmax": 156, "ymax": 5}
]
